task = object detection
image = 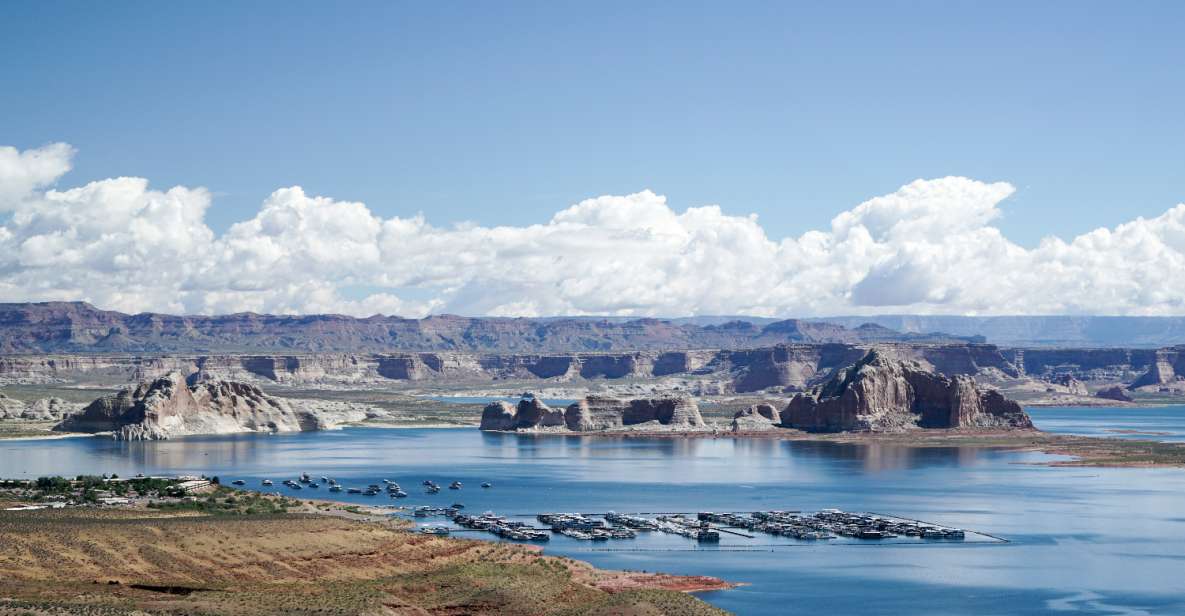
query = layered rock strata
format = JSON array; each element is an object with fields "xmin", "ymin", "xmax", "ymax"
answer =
[
  {"xmin": 479, "ymin": 396, "xmax": 566, "ymax": 431},
  {"xmin": 1054, "ymin": 374, "xmax": 1089, "ymax": 396},
  {"xmin": 781, "ymin": 350, "xmax": 1033, "ymax": 432},
  {"xmin": 1128, "ymin": 347, "xmax": 1185, "ymax": 389},
  {"xmin": 0, "ymin": 301, "xmax": 978, "ymax": 354},
  {"xmin": 0, "ymin": 393, "xmax": 80, "ymax": 421},
  {"xmin": 480, "ymin": 395, "xmax": 706, "ymax": 432},
  {"xmin": 1095, "ymin": 386, "xmax": 1134, "ymax": 403},
  {"xmin": 53, "ymin": 373, "xmax": 372, "ymax": 440},
  {"xmin": 3, "ymin": 343, "xmax": 1181, "ymax": 402},
  {"xmin": 730, "ymin": 403, "xmax": 782, "ymax": 432}
]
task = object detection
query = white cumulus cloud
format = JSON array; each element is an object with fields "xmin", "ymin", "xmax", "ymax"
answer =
[{"xmin": 1, "ymin": 142, "xmax": 1184, "ymax": 318}]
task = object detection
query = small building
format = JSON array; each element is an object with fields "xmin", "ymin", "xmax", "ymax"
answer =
[{"xmin": 177, "ymin": 479, "xmax": 212, "ymax": 493}]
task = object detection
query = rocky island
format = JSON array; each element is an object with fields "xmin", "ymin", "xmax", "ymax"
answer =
[
  {"xmin": 780, "ymin": 350, "xmax": 1033, "ymax": 432},
  {"xmin": 484, "ymin": 350, "xmax": 1033, "ymax": 437},
  {"xmin": 481, "ymin": 394, "xmax": 708, "ymax": 432}
]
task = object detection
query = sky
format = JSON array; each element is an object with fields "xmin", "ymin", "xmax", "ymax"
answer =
[{"xmin": 1, "ymin": 1, "xmax": 1184, "ymax": 318}]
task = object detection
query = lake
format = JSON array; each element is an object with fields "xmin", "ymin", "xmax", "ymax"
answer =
[
  {"xmin": 1028, "ymin": 405, "xmax": 1185, "ymax": 442},
  {"xmin": 1, "ymin": 408, "xmax": 1184, "ymax": 615}
]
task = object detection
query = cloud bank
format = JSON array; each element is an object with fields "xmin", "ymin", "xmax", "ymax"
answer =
[{"xmin": 2, "ymin": 142, "xmax": 1184, "ymax": 318}]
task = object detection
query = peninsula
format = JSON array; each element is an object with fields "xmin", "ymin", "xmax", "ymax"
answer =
[{"xmin": 0, "ymin": 479, "xmax": 729, "ymax": 615}]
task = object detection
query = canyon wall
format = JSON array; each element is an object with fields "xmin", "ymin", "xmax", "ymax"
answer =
[
  {"xmin": 1, "ymin": 343, "xmax": 1176, "ymax": 394},
  {"xmin": 1126, "ymin": 347, "xmax": 1185, "ymax": 389},
  {"xmin": 0, "ymin": 301, "xmax": 978, "ymax": 354}
]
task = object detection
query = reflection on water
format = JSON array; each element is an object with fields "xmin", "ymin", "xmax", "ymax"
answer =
[
  {"xmin": 2, "ymin": 423, "xmax": 1184, "ymax": 615},
  {"xmin": 783, "ymin": 439, "xmax": 994, "ymax": 473}
]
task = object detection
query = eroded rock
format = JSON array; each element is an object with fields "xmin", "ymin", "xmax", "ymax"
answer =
[
  {"xmin": 1054, "ymin": 374, "xmax": 1089, "ymax": 396},
  {"xmin": 730, "ymin": 403, "xmax": 782, "ymax": 432},
  {"xmin": 0, "ymin": 393, "xmax": 81, "ymax": 421},
  {"xmin": 1095, "ymin": 386, "xmax": 1134, "ymax": 403},
  {"xmin": 481, "ymin": 394, "xmax": 705, "ymax": 432},
  {"xmin": 781, "ymin": 350, "xmax": 1032, "ymax": 432},
  {"xmin": 53, "ymin": 372, "xmax": 367, "ymax": 440}
]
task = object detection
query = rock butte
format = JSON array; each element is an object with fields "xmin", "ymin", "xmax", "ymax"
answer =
[
  {"xmin": 0, "ymin": 393, "xmax": 81, "ymax": 421},
  {"xmin": 1053, "ymin": 374, "xmax": 1089, "ymax": 396},
  {"xmin": 730, "ymin": 403, "xmax": 782, "ymax": 432},
  {"xmin": 480, "ymin": 395, "xmax": 707, "ymax": 432},
  {"xmin": 1095, "ymin": 386, "xmax": 1134, "ymax": 403},
  {"xmin": 781, "ymin": 350, "xmax": 1033, "ymax": 432},
  {"xmin": 53, "ymin": 372, "xmax": 376, "ymax": 440}
]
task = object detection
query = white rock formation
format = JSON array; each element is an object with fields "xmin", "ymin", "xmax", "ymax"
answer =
[{"xmin": 54, "ymin": 372, "xmax": 374, "ymax": 440}]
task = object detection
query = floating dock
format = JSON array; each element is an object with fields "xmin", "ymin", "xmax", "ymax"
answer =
[{"xmin": 406, "ymin": 507, "xmax": 1002, "ymax": 545}]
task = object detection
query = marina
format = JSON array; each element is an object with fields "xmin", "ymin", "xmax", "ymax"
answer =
[
  {"xmin": 261, "ymin": 475, "xmax": 455, "ymax": 498},
  {"xmin": 243, "ymin": 472, "xmax": 985, "ymax": 546},
  {"xmin": 404, "ymin": 506, "xmax": 991, "ymax": 546}
]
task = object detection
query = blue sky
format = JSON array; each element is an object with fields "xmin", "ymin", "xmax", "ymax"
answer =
[
  {"xmin": 3, "ymin": 1, "xmax": 1182, "ymax": 245},
  {"xmin": 2, "ymin": 2, "xmax": 1185, "ymax": 317}
]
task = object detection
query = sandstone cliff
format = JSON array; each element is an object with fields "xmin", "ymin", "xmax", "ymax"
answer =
[
  {"xmin": 53, "ymin": 373, "xmax": 373, "ymax": 440},
  {"xmin": 730, "ymin": 403, "xmax": 782, "ymax": 432},
  {"xmin": 0, "ymin": 301, "xmax": 977, "ymax": 354},
  {"xmin": 723, "ymin": 343, "xmax": 1021, "ymax": 393},
  {"xmin": 480, "ymin": 394, "xmax": 706, "ymax": 432},
  {"xmin": 1053, "ymin": 374, "xmax": 1089, "ymax": 396},
  {"xmin": 781, "ymin": 350, "xmax": 1032, "ymax": 432},
  {"xmin": 1096, "ymin": 386, "xmax": 1134, "ymax": 403},
  {"xmin": 0, "ymin": 392, "xmax": 24, "ymax": 418},
  {"xmin": 479, "ymin": 396, "xmax": 566, "ymax": 431},
  {"xmin": 0, "ymin": 342, "xmax": 1171, "ymax": 394},
  {"xmin": 1127, "ymin": 347, "xmax": 1185, "ymax": 390},
  {"xmin": 0, "ymin": 393, "xmax": 81, "ymax": 421}
]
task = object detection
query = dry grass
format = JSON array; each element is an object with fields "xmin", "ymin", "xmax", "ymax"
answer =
[{"xmin": 0, "ymin": 507, "xmax": 729, "ymax": 615}]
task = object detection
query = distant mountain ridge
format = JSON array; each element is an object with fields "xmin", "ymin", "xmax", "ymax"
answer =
[
  {"xmin": 813, "ymin": 315, "xmax": 1185, "ymax": 347},
  {"xmin": 0, "ymin": 302, "xmax": 978, "ymax": 353}
]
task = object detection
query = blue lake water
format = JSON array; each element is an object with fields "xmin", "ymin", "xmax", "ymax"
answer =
[
  {"xmin": 1028, "ymin": 405, "xmax": 1185, "ymax": 442},
  {"xmin": 1, "ymin": 410, "xmax": 1184, "ymax": 615}
]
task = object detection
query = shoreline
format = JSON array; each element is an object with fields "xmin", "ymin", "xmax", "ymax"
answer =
[
  {"xmin": 481, "ymin": 426, "xmax": 1185, "ymax": 468},
  {"xmin": 0, "ymin": 499, "xmax": 734, "ymax": 613},
  {"xmin": 0, "ymin": 431, "xmax": 95, "ymax": 442},
  {"xmin": 222, "ymin": 488, "xmax": 738, "ymax": 594},
  {"xmin": 348, "ymin": 420, "xmax": 480, "ymax": 429},
  {"xmin": 0, "ymin": 421, "xmax": 479, "ymax": 441}
]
